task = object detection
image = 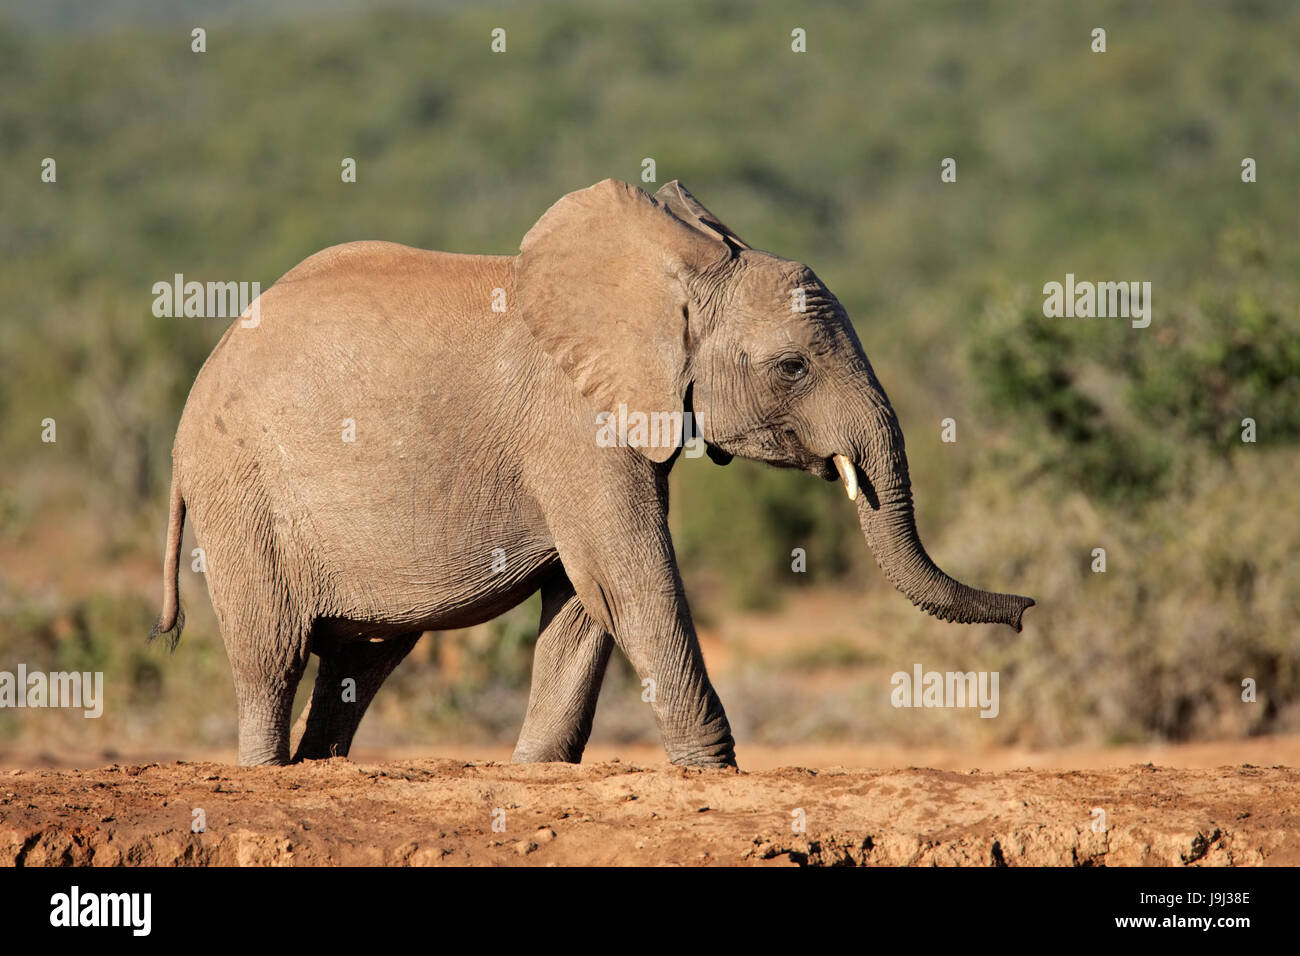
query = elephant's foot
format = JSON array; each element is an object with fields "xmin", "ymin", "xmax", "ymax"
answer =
[
  {"xmin": 510, "ymin": 740, "xmax": 585, "ymax": 764},
  {"xmin": 234, "ymin": 683, "xmax": 299, "ymax": 767},
  {"xmin": 237, "ymin": 723, "xmax": 293, "ymax": 766},
  {"xmin": 668, "ymin": 750, "xmax": 738, "ymax": 769},
  {"xmin": 664, "ymin": 723, "xmax": 738, "ymax": 768}
]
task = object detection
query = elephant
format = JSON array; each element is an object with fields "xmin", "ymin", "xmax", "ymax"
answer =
[{"xmin": 151, "ymin": 178, "xmax": 1034, "ymax": 768}]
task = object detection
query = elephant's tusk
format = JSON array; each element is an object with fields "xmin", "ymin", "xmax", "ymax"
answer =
[{"xmin": 832, "ymin": 454, "xmax": 859, "ymax": 502}]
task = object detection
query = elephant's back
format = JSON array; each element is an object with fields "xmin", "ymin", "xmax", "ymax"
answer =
[
  {"xmin": 173, "ymin": 241, "xmax": 524, "ymax": 481},
  {"xmin": 274, "ymin": 240, "xmax": 504, "ymax": 289}
]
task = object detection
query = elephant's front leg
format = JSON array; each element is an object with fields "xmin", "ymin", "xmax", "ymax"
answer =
[
  {"xmin": 512, "ymin": 569, "xmax": 614, "ymax": 763},
  {"xmin": 620, "ymin": 595, "xmax": 736, "ymax": 768},
  {"xmin": 556, "ymin": 545, "xmax": 736, "ymax": 768}
]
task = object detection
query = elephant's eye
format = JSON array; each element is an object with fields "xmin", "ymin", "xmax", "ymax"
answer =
[{"xmin": 776, "ymin": 356, "xmax": 809, "ymax": 381}]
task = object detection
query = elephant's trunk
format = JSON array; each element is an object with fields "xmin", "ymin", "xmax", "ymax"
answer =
[{"xmin": 843, "ymin": 409, "xmax": 1034, "ymax": 631}]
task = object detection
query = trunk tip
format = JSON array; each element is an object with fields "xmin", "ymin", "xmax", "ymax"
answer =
[{"xmin": 1008, "ymin": 595, "xmax": 1035, "ymax": 632}]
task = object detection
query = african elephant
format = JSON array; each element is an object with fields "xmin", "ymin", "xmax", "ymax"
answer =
[{"xmin": 152, "ymin": 178, "xmax": 1033, "ymax": 768}]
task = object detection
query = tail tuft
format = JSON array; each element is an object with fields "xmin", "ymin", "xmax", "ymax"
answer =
[{"xmin": 148, "ymin": 604, "xmax": 185, "ymax": 652}]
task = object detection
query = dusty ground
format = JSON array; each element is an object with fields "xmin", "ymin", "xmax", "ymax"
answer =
[{"xmin": 2, "ymin": 738, "xmax": 1297, "ymax": 866}]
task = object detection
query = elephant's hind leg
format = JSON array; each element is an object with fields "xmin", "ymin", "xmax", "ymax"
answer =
[
  {"xmin": 193, "ymin": 474, "xmax": 317, "ymax": 766},
  {"xmin": 225, "ymin": 641, "xmax": 308, "ymax": 767},
  {"xmin": 512, "ymin": 572, "xmax": 614, "ymax": 764},
  {"xmin": 207, "ymin": 569, "xmax": 311, "ymax": 765},
  {"xmin": 291, "ymin": 632, "xmax": 420, "ymax": 761}
]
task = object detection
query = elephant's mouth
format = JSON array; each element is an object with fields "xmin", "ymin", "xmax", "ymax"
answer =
[{"xmin": 705, "ymin": 442, "xmax": 733, "ymax": 466}]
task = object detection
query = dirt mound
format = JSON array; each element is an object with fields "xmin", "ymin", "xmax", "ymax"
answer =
[{"xmin": 2, "ymin": 758, "xmax": 1295, "ymax": 866}]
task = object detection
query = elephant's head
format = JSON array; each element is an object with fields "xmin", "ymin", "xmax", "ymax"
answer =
[{"xmin": 516, "ymin": 179, "xmax": 1034, "ymax": 631}]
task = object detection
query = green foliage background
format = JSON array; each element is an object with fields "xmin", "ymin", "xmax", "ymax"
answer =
[{"xmin": 0, "ymin": 0, "xmax": 1296, "ymax": 753}]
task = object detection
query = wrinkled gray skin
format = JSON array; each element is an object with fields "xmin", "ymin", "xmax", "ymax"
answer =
[{"xmin": 153, "ymin": 179, "xmax": 1034, "ymax": 767}]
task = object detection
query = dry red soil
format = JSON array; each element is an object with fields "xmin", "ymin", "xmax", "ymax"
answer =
[{"xmin": 3, "ymin": 743, "xmax": 1297, "ymax": 866}]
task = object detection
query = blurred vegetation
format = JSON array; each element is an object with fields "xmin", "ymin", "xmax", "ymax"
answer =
[{"xmin": 0, "ymin": 0, "xmax": 1296, "ymax": 755}]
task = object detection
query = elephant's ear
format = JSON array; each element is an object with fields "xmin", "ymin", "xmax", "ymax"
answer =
[
  {"xmin": 654, "ymin": 180, "xmax": 751, "ymax": 252},
  {"xmin": 516, "ymin": 179, "xmax": 729, "ymax": 463}
]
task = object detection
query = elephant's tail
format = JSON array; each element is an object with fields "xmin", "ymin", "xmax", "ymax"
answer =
[{"xmin": 149, "ymin": 475, "xmax": 186, "ymax": 651}]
